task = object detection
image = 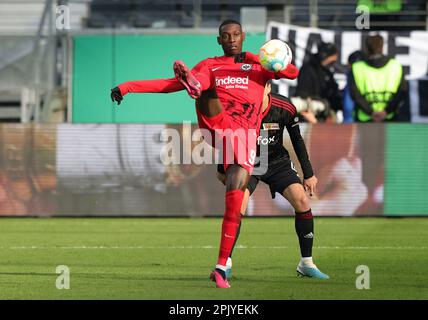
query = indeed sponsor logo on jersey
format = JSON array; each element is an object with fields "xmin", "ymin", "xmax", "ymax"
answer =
[{"xmin": 215, "ymin": 76, "xmax": 249, "ymax": 89}]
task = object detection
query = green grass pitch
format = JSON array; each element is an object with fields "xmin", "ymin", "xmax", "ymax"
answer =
[{"xmin": 0, "ymin": 217, "xmax": 427, "ymax": 300}]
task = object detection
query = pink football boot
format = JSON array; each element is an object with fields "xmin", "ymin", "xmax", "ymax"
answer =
[
  {"xmin": 173, "ymin": 60, "xmax": 202, "ymax": 99},
  {"xmin": 210, "ymin": 269, "xmax": 231, "ymax": 289}
]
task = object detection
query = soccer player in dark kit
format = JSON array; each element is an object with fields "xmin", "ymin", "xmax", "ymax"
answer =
[
  {"xmin": 217, "ymin": 82, "xmax": 329, "ymax": 280},
  {"xmin": 111, "ymin": 20, "xmax": 299, "ymax": 288}
]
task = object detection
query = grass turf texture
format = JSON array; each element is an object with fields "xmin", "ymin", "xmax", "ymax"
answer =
[{"xmin": 0, "ymin": 217, "xmax": 427, "ymax": 300}]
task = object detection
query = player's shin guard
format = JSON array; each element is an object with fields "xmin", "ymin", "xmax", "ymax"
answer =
[
  {"xmin": 295, "ymin": 209, "xmax": 314, "ymax": 258},
  {"xmin": 217, "ymin": 190, "xmax": 244, "ymax": 266}
]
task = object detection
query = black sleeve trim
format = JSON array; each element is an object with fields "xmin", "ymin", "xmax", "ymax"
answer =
[{"xmin": 286, "ymin": 123, "xmax": 314, "ymax": 179}]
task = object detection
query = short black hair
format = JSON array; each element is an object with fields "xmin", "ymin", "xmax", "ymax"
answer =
[
  {"xmin": 218, "ymin": 19, "xmax": 241, "ymax": 34},
  {"xmin": 366, "ymin": 35, "xmax": 384, "ymax": 56}
]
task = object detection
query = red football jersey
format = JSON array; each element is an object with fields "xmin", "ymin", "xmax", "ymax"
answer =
[
  {"xmin": 191, "ymin": 55, "xmax": 278, "ymax": 131},
  {"xmin": 117, "ymin": 54, "xmax": 298, "ymax": 174},
  {"xmin": 118, "ymin": 53, "xmax": 298, "ymax": 135}
]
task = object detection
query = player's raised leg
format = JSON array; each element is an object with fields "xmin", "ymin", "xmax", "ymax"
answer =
[{"xmin": 282, "ymin": 183, "xmax": 329, "ymax": 279}]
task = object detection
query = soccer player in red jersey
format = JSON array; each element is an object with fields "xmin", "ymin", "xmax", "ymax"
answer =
[{"xmin": 111, "ymin": 20, "xmax": 299, "ymax": 288}]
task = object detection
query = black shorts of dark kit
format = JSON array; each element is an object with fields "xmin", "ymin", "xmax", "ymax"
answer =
[{"xmin": 217, "ymin": 160, "xmax": 302, "ymax": 199}]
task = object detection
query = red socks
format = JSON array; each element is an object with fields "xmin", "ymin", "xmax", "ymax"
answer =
[{"xmin": 217, "ymin": 190, "xmax": 244, "ymax": 266}]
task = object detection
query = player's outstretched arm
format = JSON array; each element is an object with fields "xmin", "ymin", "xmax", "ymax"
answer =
[
  {"xmin": 110, "ymin": 78, "xmax": 185, "ymax": 105},
  {"xmin": 236, "ymin": 51, "xmax": 299, "ymax": 80},
  {"xmin": 276, "ymin": 63, "xmax": 299, "ymax": 80},
  {"xmin": 119, "ymin": 78, "xmax": 184, "ymax": 95}
]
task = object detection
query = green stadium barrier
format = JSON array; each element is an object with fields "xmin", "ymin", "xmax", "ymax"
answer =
[
  {"xmin": 385, "ymin": 124, "xmax": 428, "ymax": 215},
  {"xmin": 72, "ymin": 33, "xmax": 266, "ymax": 123}
]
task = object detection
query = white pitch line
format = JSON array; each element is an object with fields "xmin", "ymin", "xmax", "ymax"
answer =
[{"xmin": 0, "ymin": 245, "xmax": 426, "ymax": 250}]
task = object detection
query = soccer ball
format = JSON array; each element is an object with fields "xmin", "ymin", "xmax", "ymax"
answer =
[{"xmin": 259, "ymin": 39, "xmax": 292, "ymax": 72}]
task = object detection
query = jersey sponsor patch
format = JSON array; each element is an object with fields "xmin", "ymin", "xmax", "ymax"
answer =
[
  {"xmin": 263, "ymin": 123, "xmax": 280, "ymax": 130},
  {"xmin": 215, "ymin": 76, "xmax": 249, "ymax": 90},
  {"xmin": 257, "ymin": 135, "xmax": 275, "ymax": 145}
]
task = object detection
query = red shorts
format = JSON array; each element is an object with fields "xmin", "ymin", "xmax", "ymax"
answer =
[{"xmin": 196, "ymin": 109, "xmax": 257, "ymax": 174}]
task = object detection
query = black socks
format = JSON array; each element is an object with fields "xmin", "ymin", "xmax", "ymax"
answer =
[{"xmin": 295, "ymin": 209, "xmax": 314, "ymax": 258}]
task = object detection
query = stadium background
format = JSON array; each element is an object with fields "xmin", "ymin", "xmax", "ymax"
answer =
[
  {"xmin": 0, "ymin": 0, "xmax": 427, "ymax": 217},
  {"xmin": 0, "ymin": 0, "xmax": 427, "ymax": 302}
]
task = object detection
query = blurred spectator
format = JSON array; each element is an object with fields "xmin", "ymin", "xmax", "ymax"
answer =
[
  {"xmin": 342, "ymin": 50, "xmax": 364, "ymax": 123},
  {"xmin": 350, "ymin": 35, "xmax": 407, "ymax": 122},
  {"xmin": 292, "ymin": 42, "xmax": 343, "ymax": 123}
]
